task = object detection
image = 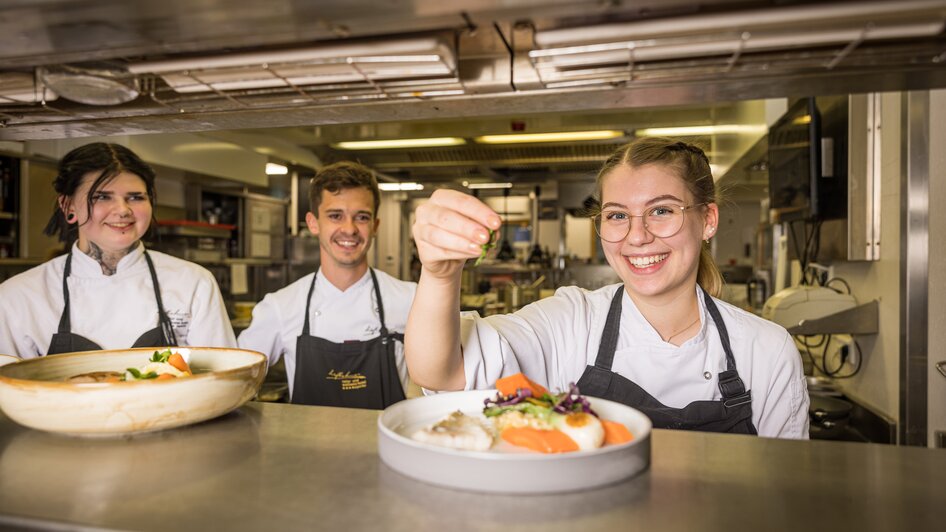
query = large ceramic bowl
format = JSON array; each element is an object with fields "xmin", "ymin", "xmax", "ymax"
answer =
[
  {"xmin": 378, "ymin": 390, "xmax": 652, "ymax": 494},
  {"xmin": 0, "ymin": 347, "xmax": 266, "ymax": 437}
]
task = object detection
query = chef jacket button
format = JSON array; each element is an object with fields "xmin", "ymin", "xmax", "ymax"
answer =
[
  {"xmin": 703, "ymin": 371, "xmax": 712, "ymax": 380},
  {"xmin": 314, "ymin": 311, "xmax": 321, "ymax": 317}
]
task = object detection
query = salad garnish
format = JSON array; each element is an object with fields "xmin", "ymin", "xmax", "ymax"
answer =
[{"xmin": 483, "ymin": 382, "xmax": 598, "ymax": 420}]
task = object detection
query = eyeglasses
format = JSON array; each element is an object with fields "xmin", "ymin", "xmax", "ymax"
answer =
[{"xmin": 592, "ymin": 203, "xmax": 706, "ymax": 242}]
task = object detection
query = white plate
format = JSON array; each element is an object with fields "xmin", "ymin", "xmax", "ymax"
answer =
[
  {"xmin": 0, "ymin": 347, "xmax": 266, "ymax": 437},
  {"xmin": 378, "ymin": 390, "xmax": 652, "ymax": 494}
]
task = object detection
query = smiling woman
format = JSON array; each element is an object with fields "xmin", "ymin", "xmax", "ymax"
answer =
[
  {"xmin": 0, "ymin": 143, "xmax": 237, "ymax": 358},
  {"xmin": 405, "ymin": 136, "xmax": 810, "ymax": 439}
]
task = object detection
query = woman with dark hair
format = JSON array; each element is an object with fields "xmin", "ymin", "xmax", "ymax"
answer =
[
  {"xmin": 405, "ymin": 137, "xmax": 809, "ymax": 438},
  {"xmin": 0, "ymin": 142, "xmax": 236, "ymax": 358}
]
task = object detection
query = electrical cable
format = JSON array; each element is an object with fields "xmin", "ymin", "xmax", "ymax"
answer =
[
  {"xmin": 799, "ymin": 334, "xmax": 864, "ymax": 379},
  {"xmin": 799, "ymin": 334, "xmax": 828, "ymax": 348},
  {"xmin": 825, "ymin": 277, "xmax": 852, "ymax": 295}
]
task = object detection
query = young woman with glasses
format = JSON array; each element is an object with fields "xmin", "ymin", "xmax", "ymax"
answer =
[{"xmin": 405, "ymin": 137, "xmax": 808, "ymax": 438}]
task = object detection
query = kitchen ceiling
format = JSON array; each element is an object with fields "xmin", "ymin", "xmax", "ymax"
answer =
[{"xmin": 0, "ymin": 0, "xmax": 944, "ymax": 190}]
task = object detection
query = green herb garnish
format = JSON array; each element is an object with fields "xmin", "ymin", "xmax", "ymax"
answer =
[
  {"xmin": 150, "ymin": 349, "xmax": 172, "ymax": 363},
  {"xmin": 126, "ymin": 367, "xmax": 158, "ymax": 380},
  {"xmin": 474, "ymin": 229, "xmax": 497, "ymax": 267}
]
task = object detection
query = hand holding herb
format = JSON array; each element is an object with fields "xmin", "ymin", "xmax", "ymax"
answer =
[{"xmin": 474, "ymin": 229, "xmax": 497, "ymax": 267}]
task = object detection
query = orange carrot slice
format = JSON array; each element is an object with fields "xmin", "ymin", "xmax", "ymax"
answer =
[
  {"xmin": 156, "ymin": 373, "xmax": 176, "ymax": 380},
  {"xmin": 602, "ymin": 420, "xmax": 634, "ymax": 445},
  {"xmin": 167, "ymin": 353, "xmax": 191, "ymax": 374},
  {"xmin": 501, "ymin": 427, "xmax": 579, "ymax": 453},
  {"xmin": 496, "ymin": 373, "xmax": 548, "ymax": 398}
]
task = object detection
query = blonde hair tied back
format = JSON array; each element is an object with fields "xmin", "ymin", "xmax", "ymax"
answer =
[{"xmin": 595, "ymin": 137, "xmax": 724, "ymax": 298}]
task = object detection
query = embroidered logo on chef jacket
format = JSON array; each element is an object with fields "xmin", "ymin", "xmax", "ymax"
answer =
[
  {"xmin": 166, "ymin": 309, "xmax": 191, "ymax": 342},
  {"xmin": 326, "ymin": 369, "xmax": 367, "ymax": 390}
]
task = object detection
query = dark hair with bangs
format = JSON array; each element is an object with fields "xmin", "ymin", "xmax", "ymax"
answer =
[
  {"xmin": 43, "ymin": 142, "xmax": 157, "ymax": 246},
  {"xmin": 308, "ymin": 161, "xmax": 380, "ymax": 216}
]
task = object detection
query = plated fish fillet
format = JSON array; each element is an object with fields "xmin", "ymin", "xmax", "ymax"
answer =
[{"xmin": 411, "ymin": 410, "xmax": 495, "ymax": 451}]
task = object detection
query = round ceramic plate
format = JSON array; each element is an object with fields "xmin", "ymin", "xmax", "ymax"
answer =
[
  {"xmin": 0, "ymin": 347, "xmax": 266, "ymax": 437},
  {"xmin": 378, "ymin": 390, "xmax": 652, "ymax": 494}
]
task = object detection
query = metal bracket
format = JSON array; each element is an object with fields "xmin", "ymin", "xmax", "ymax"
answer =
[{"xmin": 787, "ymin": 300, "xmax": 879, "ymax": 335}]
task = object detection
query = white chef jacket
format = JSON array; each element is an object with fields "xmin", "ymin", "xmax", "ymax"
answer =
[
  {"xmin": 237, "ymin": 268, "xmax": 417, "ymax": 399},
  {"xmin": 0, "ymin": 243, "xmax": 236, "ymax": 358},
  {"xmin": 457, "ymin": 284, "xmax": 810, "ymax": 439}
]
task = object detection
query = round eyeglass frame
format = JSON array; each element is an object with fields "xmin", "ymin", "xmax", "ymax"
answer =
[{"xmin": 592, "ymin": 203, "xmax": 707, "ymax": 243}]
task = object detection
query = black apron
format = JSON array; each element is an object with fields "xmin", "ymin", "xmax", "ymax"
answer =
[
  {"xmin": 291, "ymin": 268, "xmax": 406, "ymax": 409},
  {"xmin": 47, "ymin": 250, "xmax": 178, "ymax": 355},
  {"xmin": 576, "ymin": 286, "xmax": 758, "ymax": 435}
]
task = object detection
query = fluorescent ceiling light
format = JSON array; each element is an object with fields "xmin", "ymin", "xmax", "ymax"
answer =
[
  {"xmin": 379, "ymin": 182, "xmax": 425, "ymax": 191},
  {"xmin": 534, "ymin": 0, "xmax": 945, "ymax": 47},
  {"xmin": 266, "ymin": 163, "xmax": 288, "ymax": 175},
  {"xmin": 332, "ymin": 137, "xmax": 466, "ymax": 150},
  {"xmin": 128, "ymin": 36, "xmax": 456, "ymax": 94},
  {"xmin": 531, "ymin": 21, "xmax": 944, "ymax": 70},
  {"xmin": 635, "ymin": 125, "xmax": 768, "ymax": 137},
  {"xmin": 474, "ymin": 130, "xmax": 624, "ymax": 144},
  {"xmin": 465, "ymin": 182, "xmax": 513, "ymax": 190},
  {"xmin": 0, "ymin": 72, "xmax": 58, "ymax": 103}
]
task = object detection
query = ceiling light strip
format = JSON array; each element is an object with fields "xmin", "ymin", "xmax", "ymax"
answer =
[
  {"xmin": 466, "ymin": 182, "xmax": 513, "ymax": 190},
  {"xmin": 128, "ymin": 37, "xmax": 455, "ymax": 74},
  {"xmin": 332, "ymin": 137, "xmax": 466, "ymax": 150},
  {"xmin": 532, "ymin": 21, "xmax": 946, "ymax": 68},
  {"xmin": 534, "ymin": 0, "xmax": 945, "ymax": 47},
  {"xmin": 475, "ymin": 130, "xmax": 624, "ymax": 144},
  {"xmin": 379, "ymin": 182, "xmax": 424, "ymax": 191},
  {"xmin": 636, "ymin": 125, "xmax": 768, "ymax": 137}
]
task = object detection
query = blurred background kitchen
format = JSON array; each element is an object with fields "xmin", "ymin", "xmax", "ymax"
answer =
[{"xmin": 0, "ymin": 0, "xmax": 944, "ymax": 447}]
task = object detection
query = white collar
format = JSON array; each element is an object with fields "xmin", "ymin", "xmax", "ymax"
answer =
[
  {"xmin": 315, "ymin": 268, "xmax": 373, "ymax": 296},
  {"xmin": 620, "ymin": 285, "xmax": 710, "ymax": 347},
  {"xmin": 69, "ymin": 241, "xmax": 146, "ymax": 278}
]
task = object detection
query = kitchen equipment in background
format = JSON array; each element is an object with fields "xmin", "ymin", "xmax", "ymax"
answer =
[
  {"xmin": 244, "ymin": 196, "xmax": 288, "ymax": 261},
  {"xmin": 809, "ymin": 395, "xmax": 854, "ymax": 440},
  {"xmin": 761, "ymin": 285, "xmax": 857, "ymax": 329},
  {"xmin": 152, "ymin": 220, "xmax": 233, "ymax": 263},
  {"xmin": 746, "ymin": 275, "xmax": 768, "ymax": 313}
]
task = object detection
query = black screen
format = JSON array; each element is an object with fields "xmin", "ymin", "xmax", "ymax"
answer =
[{"xmin": 768, "ymin": 96, "xmax": 847, "ymax": 222}]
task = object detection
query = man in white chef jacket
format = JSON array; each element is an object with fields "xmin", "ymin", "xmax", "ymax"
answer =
[{"xmin": 238, "ymin": 162, "xmax": 417, "ymax": 408}]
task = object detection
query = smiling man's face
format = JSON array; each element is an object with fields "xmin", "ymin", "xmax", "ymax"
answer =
[{"xmin": 306, "ymin": 186, "xmax": 379, "ymax": 270}]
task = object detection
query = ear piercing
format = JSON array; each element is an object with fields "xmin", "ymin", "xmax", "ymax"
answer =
[{"xmin": 67, "ymin": 213, "xmax": 76, "ymax": 222}]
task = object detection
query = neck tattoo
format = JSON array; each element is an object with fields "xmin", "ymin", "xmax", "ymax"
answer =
[
  {"xmin": 663, "ymin": 315, "xmax": 701, "ymax": 344},
  {"xmin": 86, "ymin": 242, "xmax": 137, "ymax": 276}
]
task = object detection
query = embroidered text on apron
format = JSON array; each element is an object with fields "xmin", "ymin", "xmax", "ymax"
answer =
[
  {"xmin": 291, "ymin": 268, "xmax": 406, "ymax": 409},
  {"xmin": 47, "ymin": 250, "xmax": 179, "ymax": 355},
  {"xmin": 576, "ymin": 286, "xmax": 758, "ymax": 434}
]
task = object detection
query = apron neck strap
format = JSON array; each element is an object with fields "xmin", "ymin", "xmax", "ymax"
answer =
[
  {"xmin": 56, "ymin": 248, "xmax": 177, "ymax": 345},
  {"xmin": 301, "ymin": 269, "xmax": 319, "ymax": 336},
  {"xmin": 700, "ymin": 286, "xmax": 736, "ymax": 371},
  {"xmin": 368, "ymin": 268, "xmax": 389, "ymax": 335},
  {"xmin": 301, "ymin": 268, "xmax": 389, "ymax": 336},
  {"xmin": 56, "ymin": 252, "xmax": 74, "ymax": 334},
  {"xmin": 592, "ymin": 285, "xmax": 741, "ymax": 376},
  {"xmin": 699, "ymin": 285, "xmax": 746, "ymax": 399},
  {"xmin": 143, "ymin": 249, "xmax": 178, "ymax": 346},
  {"xmin": 592, "ymin": 286, "xmax": 625, "ymax": 371}
]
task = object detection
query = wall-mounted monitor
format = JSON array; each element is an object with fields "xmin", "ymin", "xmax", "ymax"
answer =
[{"xmin": 768, "ymin": 96, "xmax": 848, "ymax": 222}]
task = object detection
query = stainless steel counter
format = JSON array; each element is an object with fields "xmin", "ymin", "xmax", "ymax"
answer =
[{"xmin": 0, "ymin": 402, "xmax": 942, "ymax": 531}]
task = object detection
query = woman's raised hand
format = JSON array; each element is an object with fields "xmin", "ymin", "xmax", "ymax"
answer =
[{"xmin": 412, "ymin": 189, "xmax": 501, "ymax": 279}]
